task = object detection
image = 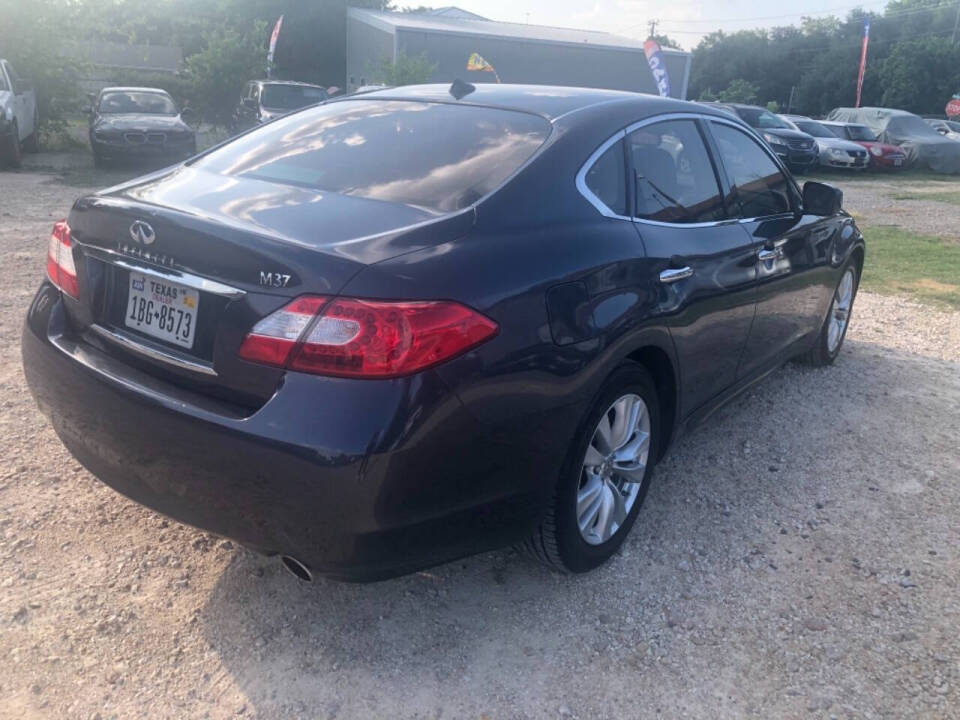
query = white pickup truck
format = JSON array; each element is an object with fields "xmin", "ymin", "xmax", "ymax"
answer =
[{"xmin": 0, "ymin": 58, "xmax": 39, "ymax": 168}]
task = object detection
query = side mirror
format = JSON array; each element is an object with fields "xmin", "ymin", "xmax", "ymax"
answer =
[
  {"xmin": 242, "ymin": 97, "xmax": 257, "ymax": 109},
  {"xmin": 802, "ymin": 181, "xmax": 843, "ymax": 216},
  {"xmin": 936, "ymin": 127, "xmax": 948, "ymax": 135},
  {"xmin": 180, "ymin": 106, "xmax": 195, "ymax": 119}
]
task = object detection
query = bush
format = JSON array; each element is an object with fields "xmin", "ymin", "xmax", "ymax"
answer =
[{"xmin": 373, "ymin": 52, "xmax": 437, "ymax": 86}]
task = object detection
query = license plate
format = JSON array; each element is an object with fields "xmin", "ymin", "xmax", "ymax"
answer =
[
  {"xmin": 124, "ymin": 273, "xmax": 199, "ymax": 349},
  {"xmin": 894, "ymin": 159, "xmax": 903, "ymax": 166}
]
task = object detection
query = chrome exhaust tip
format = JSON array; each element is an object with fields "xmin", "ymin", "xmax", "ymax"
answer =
[{"xmin": 280, "ymin": 555, "xmax": 313, "ymax": 582}]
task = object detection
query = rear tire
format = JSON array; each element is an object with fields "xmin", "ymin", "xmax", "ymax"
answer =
[
  {"xmin": 797, "ymin": 262, "xmax": 859, "ymax": 366},
  {"xmin": 523, "ymin": 363, "xmax": 660, "ymax": 573}
]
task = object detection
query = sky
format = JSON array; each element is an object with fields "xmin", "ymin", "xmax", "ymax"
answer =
[{"xmin": 441, "ymin": 0, "xmax": 891, "ymax": 49}]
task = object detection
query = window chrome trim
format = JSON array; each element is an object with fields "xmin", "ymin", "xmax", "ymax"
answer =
[
  {"xmin": 574, "ymin": 128, "xmax": 631, "ymax": 221},
  {"xmin": 575, "ymin": 111, "xmax": 800, "ymax": 228},
  {"xmin": 89, "ymin": 324, "xmax": 218, "ymax": 377},
  {"xmin": 79, "ymin": 243, "xmax": 246, "ymax": 299}
]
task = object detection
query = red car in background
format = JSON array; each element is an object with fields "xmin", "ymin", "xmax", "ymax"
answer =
[{"xmin": 821, "ymin": 121, "xmax": 906, "ymax": 170}]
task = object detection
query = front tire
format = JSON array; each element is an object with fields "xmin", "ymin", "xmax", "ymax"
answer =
[
  {"xmin": 798, "ymin": 262, "xmax": 859, "ymax": 366},
  {"xmin": 1, "ymin": 121, "xmax": 22, "ymax": 168},
  {"xmin": 524, "ymin": 363, "xmax": 660, "ymax": 573}
]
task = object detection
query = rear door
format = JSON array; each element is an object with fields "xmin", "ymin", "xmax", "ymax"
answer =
[
  {"xmin": 625, "ymin": 115, "xmax": 759, "ymax": 418},
  {"xmin": 705, "ymin": 118, "xmax": 836, "ymax": 378}
]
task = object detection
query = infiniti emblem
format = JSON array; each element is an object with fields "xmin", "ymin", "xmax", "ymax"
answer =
[{"xmin": 129, "ymin": 220, "xmax": 156, "ymax": 245}]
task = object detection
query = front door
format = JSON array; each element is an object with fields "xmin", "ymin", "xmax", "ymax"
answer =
[{"xmin": 626, "ymin": 116, "xmax": 759, "ymax": 418}]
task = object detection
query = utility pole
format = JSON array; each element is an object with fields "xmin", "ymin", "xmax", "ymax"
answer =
[
  {"xmin": 648, "ymin": 19, "xmax": 659, "ymax": 38},
  {"xmin": 952, "ymin": 0, "xmax": 960, "ymax": 44}
]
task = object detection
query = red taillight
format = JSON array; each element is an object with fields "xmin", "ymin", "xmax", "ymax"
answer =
[
  {"xmin": 46, "ymin": 220, "xmax": 79, "ymax": 299},
  {"xmin": 238, "ymin": 295, "xmax": 498, "ymax": 378}
]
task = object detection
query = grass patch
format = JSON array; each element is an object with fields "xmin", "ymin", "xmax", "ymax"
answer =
[
  {"xmin": 889, "ymin": 190, "xmax": 960, "ymax": 205},
  {"xmin": 860, "ymin": 224, "xmax": 960, "ymax": 308}
]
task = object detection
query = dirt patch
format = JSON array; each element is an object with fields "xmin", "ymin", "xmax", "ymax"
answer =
[{"xmin": 2, "ymin": 161, "xmax": 959, "ymax": 719}]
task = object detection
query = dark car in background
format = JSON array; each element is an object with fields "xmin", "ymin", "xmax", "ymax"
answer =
[
  {"xmin": 23, "ymin": 85, "xmax": 863, "ymax": 582},
  {"xmin": 233, "ymin": 80, "xmax": 329, "ymax": 130},
  {"xmin": 88, "ymin": 87, "xmax": 196, "ymax": 167},
  {"xmin": 820, "ymin": 121, "xmax": 906, "ymax": 170},
  {"xmin": 706, "ymin": 102, "xmax": 819, "ymax": 172}
]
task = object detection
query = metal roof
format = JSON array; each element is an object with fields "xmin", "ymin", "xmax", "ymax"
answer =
[{"xmin": 348, "ymin": 8, "xmax": 688, "ymax": 56}]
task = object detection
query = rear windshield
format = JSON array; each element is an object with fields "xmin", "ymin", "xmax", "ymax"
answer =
[
  {"xmin": 193, "ymin": 100, "xmax": 551, "ymax": 213},
  {"xmin": 261, "ymin": 84, "xmax": 327, "ymax": 110}
]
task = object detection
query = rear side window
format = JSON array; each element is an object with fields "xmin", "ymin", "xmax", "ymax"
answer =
[
  {"xmin": 193, "ymin": 100, "xmax": 551, "ymax": 213},
  {"xmin": 629, "ymin": 119, "xmax": 725, "ymax": 224},
  {"xmin": 584, "ymin": 139, "xmax": 627, "ymax": 216},
  {"xmin": 710, "ymin": 123, "xmax": 793, "ymax": 219}
]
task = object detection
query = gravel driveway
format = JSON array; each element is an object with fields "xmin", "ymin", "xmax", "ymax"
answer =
[{"xmin": 2, "ymin": 157, "xmax": 959, "ymax": 719}]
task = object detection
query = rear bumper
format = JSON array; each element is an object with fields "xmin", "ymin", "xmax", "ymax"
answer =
[{"xmin": 23, "ymin": 284, "xmax": 551, "ymax": 581}]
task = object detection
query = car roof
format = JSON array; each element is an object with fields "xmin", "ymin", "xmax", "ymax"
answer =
[
  {"xmin": 338, "ymin": 83, "xmax": 732, "ymax": 123},
  {"xmin": 99, "ymin": 87, "xmax": 172, "ymax": 95}
]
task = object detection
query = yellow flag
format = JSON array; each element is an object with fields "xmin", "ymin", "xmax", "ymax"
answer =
[
  {"xmin": 466, "ymin": 53, "xmax": 500, "ymax": 82},
  {"xmin": 466, "ymin": 52, "xmax": 492, "ymax": 71}
]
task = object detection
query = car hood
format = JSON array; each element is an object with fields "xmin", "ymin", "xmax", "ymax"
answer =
[
  {"xmin": 757, "ymin": 127, "xmax": 814, "ymax": 142},
  {"xmin": 94, "ymin": 114, "xmax": 192, "ymax": 133},
  {"xmin": 815, "ymin": 137, "xmax": 865, "ymax": 153},
  {"xmin": 858, "ymin": 141, "xmax": 904, "ymax": 155}
]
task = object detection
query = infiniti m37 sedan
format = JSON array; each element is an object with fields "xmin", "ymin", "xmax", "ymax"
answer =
[{"xmin": 23, "ymin": 84, "xmax": 863, "ymax": 581}]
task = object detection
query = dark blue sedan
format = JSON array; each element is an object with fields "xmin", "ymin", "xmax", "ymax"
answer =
[{"xmin": 23, "ymin": 84, "xmax": 864, "ymax": 581}]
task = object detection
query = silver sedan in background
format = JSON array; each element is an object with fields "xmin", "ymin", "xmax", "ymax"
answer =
[{"xmin": 781, "ymin": 114, "xmax": 870, "ymax": 170}]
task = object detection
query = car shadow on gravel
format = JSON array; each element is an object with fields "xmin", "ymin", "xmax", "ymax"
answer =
[{"xmin": 194, "ymin": 337, "xmax": 960, "ymax": 716}]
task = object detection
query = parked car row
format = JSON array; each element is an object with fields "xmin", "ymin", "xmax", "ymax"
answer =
[{"xmin": 701, "ymin": 100, "xmax": 960, "ymax": 173}]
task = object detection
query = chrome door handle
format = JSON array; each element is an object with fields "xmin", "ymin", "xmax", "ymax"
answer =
[
  {"xmin": 659, "ymin": 266, "xmax": 694, "ymax": 283},
  {"xmin": 757, "ymin": 248, "xmax": 779, "ymax": 262}
]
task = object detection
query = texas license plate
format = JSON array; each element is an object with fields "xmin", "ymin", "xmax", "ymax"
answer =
[{"xmin": 124, "ymin": 273, "xmax": 198, "ymax": 349}]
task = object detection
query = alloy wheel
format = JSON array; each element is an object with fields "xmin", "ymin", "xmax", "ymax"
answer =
[
  {"xmin": 577, "ymin": 393, "xmax": 651, "ymax": 545},
  {"xmin": 827, "ymin": 268, "xmax": 855, "ymax": 353}
]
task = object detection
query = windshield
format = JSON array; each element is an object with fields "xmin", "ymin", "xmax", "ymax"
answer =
[
  {"xmin": 192, "ymin": 99, "xmax": 551, "ymax": 213},
  {"xmin": 889, "ymin": 114, "xmax": 942, "ymax": 137},
  {"xmin": 737, "ymin": 108, "xmax": 791, "ymax": 129},
  {"xmin": 260, "ymin": 84, "xmax": 327, "ymax": 110},
  {"xmin": 945, "ymin": 120, "xmax": 960, "ymax": 132},
  {"xmin": 843, "ymin": 124, "xmax": 875, "ymax": 141},
  {"xmin": 99, "ymin": 91, "xmax": 177, "ymax": 115},
  {"xmin": 794, "ymin": 120, "xmax": 835, "ymax": 138}
]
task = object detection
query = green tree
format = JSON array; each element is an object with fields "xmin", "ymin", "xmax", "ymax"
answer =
[
  {"xmin": 716, "ymin": 79, "xmax": 759, "ymax": 104},
  {"xmin": 184, "ymin": 22, "xmax": 268, "ymax": 126},
  {"xmin": 879, "ymin": 37, "xmax": 960, "ymax": 114},
  {"xmin": 374, "ymin": 52, "xmax": 437, "ymax": 86}
]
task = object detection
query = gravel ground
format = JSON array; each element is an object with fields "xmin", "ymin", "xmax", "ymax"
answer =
[
  {"xmin": 827, "ymin": 174, "xmax": 960, "ymax": 240},
  {"xmin": 2, "ymin": 158, "xmax": 960, "ymax": 719}
]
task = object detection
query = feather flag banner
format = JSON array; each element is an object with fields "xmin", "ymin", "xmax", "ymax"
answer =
[
  {"xmin": 643, "ymin": 39, "xmax": 671, "ymax": 97},
  {"xmin": 267, "ymin": 15, "xmax": 284, "ymax": 78}
]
